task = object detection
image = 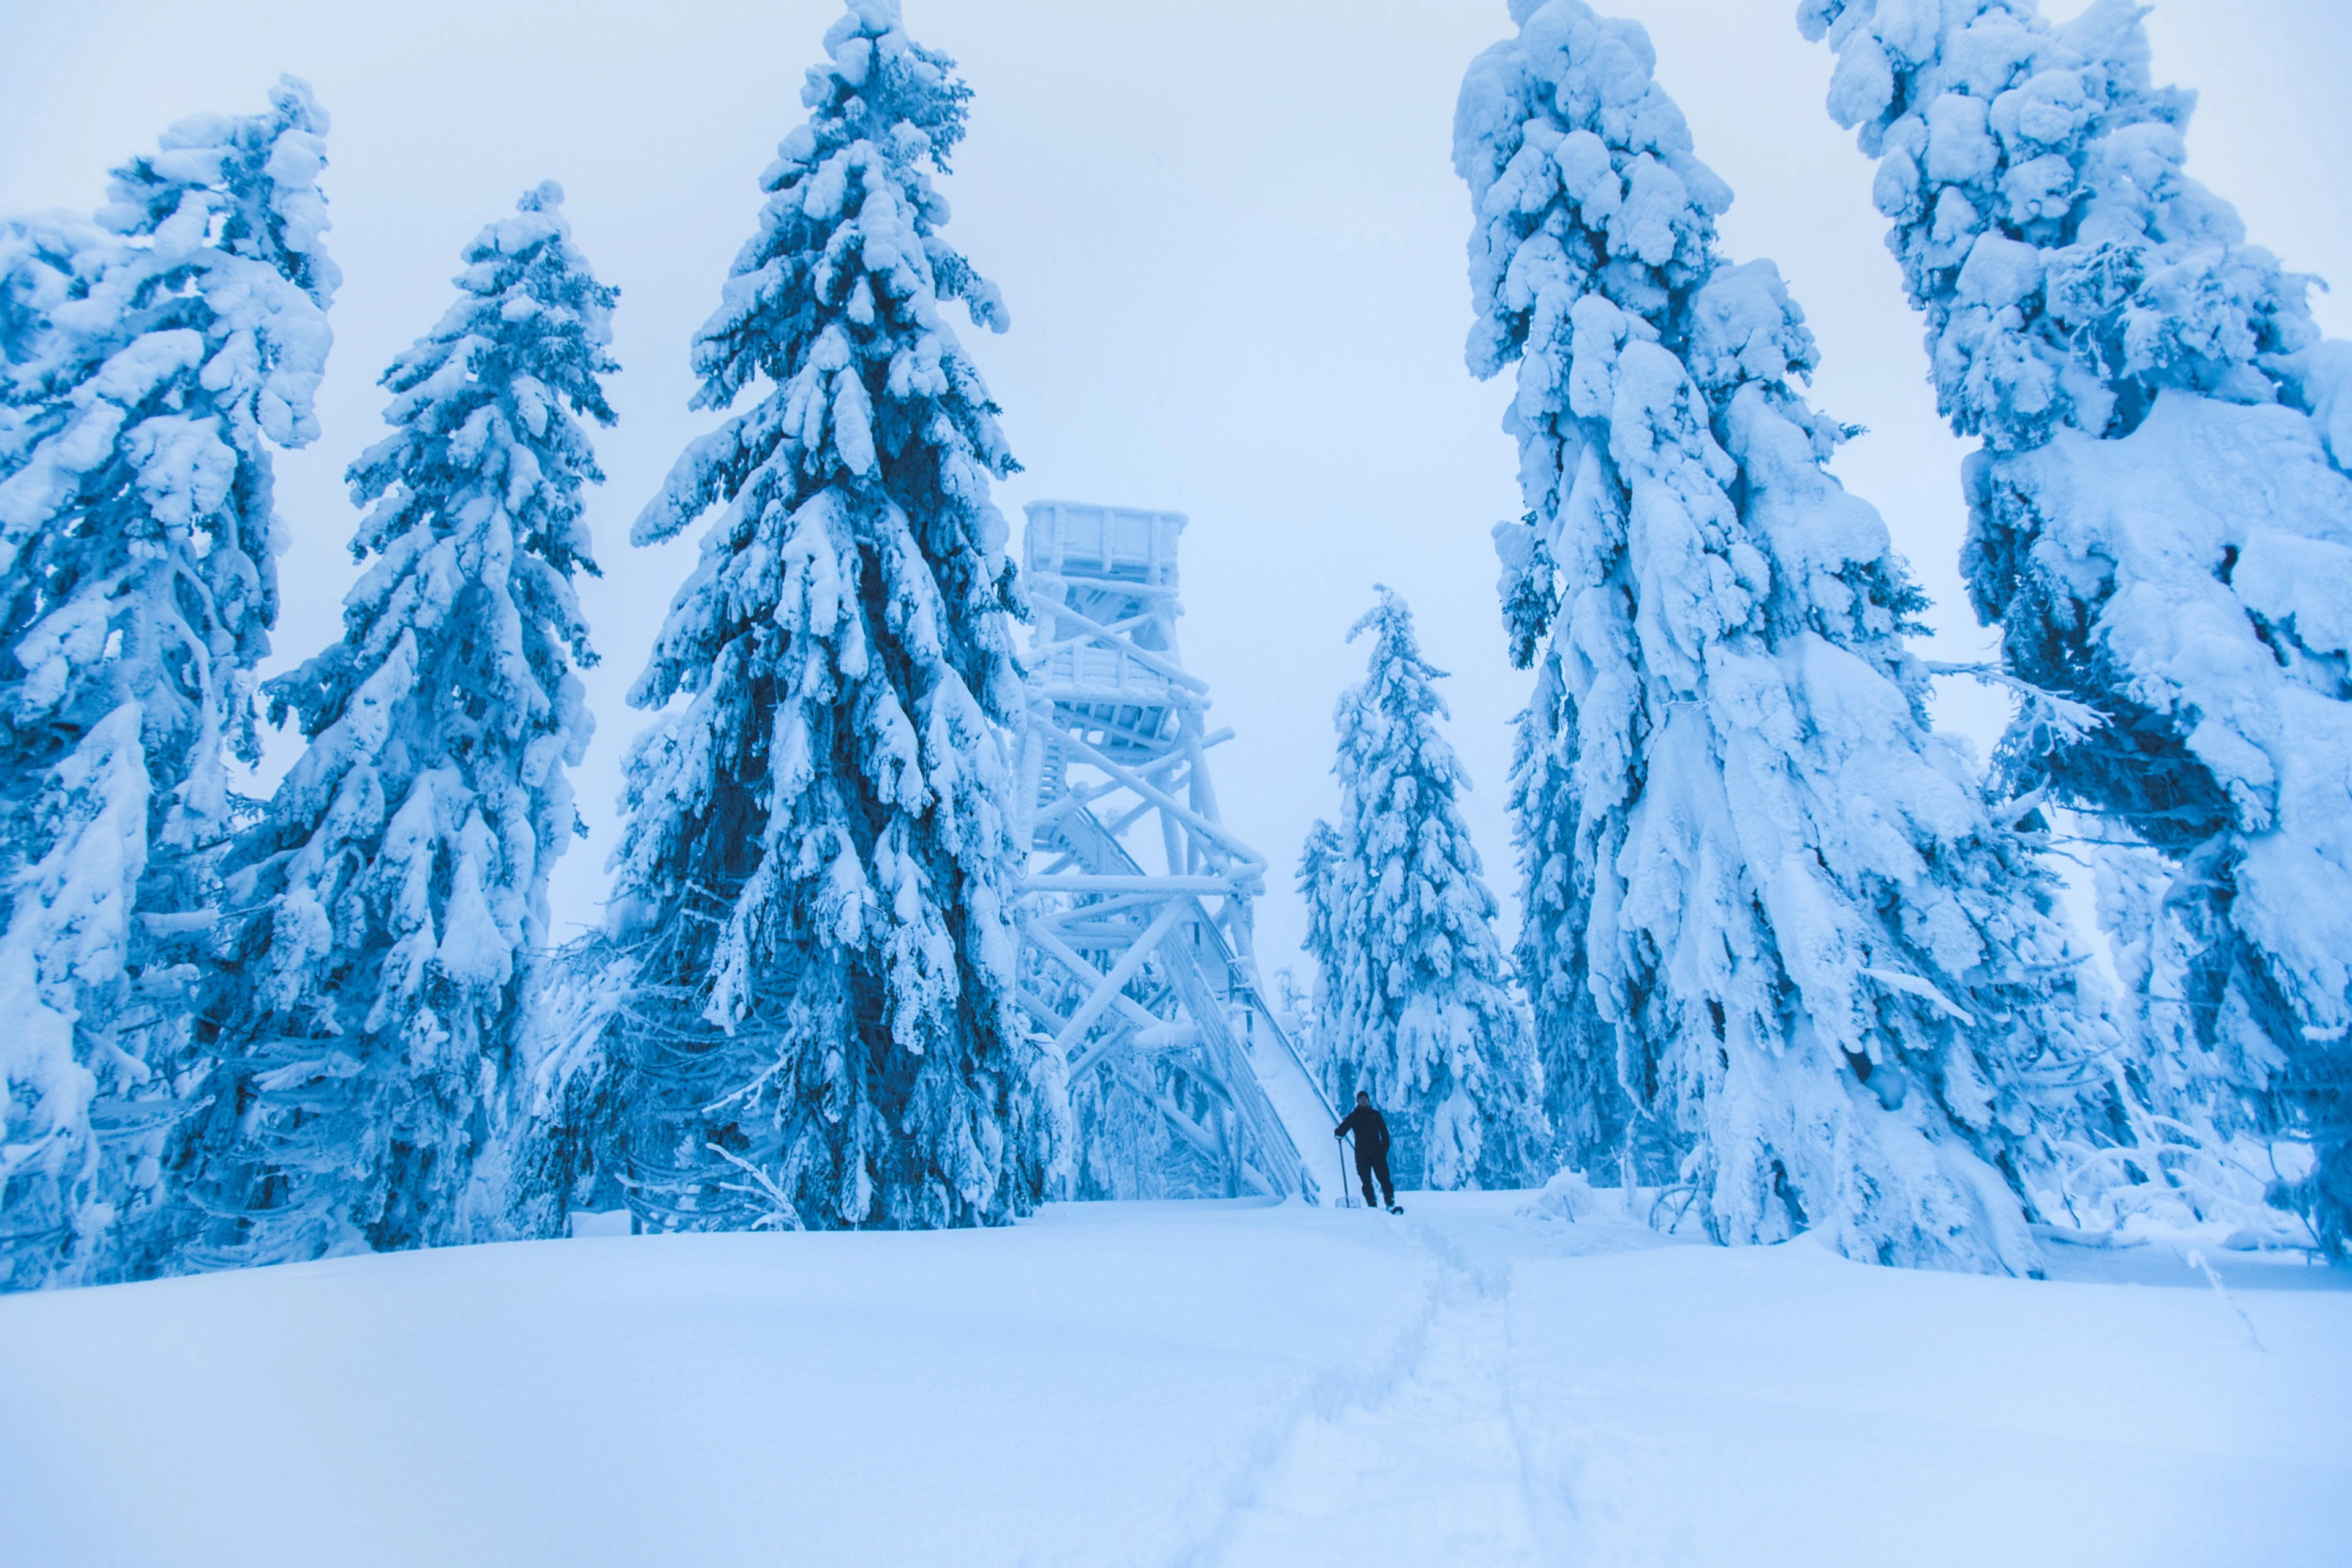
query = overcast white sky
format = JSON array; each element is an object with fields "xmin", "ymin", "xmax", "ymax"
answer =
[{"xmin": 3, "ymin": 0, "xmax": 2346, "ymax": 973}]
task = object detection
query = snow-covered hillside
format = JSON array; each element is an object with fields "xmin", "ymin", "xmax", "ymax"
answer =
[{"xmin": 2, "ymin": 1195, "xmax": 2343, "ymax": 1567}]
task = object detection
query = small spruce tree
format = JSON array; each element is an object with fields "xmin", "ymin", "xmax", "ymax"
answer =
[
  {"xmin": 1301, "ymin": 590, "xmax": 1547, "ymax": 1191},
  {"xmin": 0, "ymin": 81, "xmax": 336, "ymax": 1289},
  {"xmin": 173, "ymin": 184, "xmax": 614, "ymax": 1268},
  {"xmin": 1295, "ymin": 815, "xmax": 1350, "ymax": 1080}
]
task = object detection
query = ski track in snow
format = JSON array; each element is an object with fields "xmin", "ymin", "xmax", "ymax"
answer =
[{"xmin": 1198, "ymin": 1216, "xmax": 1552, "ymax": 1567}]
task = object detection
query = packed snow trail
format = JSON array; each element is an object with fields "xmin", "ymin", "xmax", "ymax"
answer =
[
  {"xmin": 2, "ymin": 1193, "xmax": 2346, "ymax": 1567},
  {"xmin": 1206, "ymin": 1230, "xmax": 1544, "ymax": 1565}
]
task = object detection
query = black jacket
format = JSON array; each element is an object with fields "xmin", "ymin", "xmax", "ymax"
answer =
[{"xmin": 1334, "ymin": 1106, "xmax": 1389, "ymax": 1158}]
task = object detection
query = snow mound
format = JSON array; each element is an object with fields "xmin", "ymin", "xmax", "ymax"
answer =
[{"xmin": 1517, "ymin": 1165, "xmax": 1601, "ymax": 1221}]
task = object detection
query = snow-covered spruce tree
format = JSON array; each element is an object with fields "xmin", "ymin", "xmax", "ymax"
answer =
[
  {"xmin": 0, "ymin": 81, "xmax": 336, "ymax": 1290},
  {"xmin": 1457, "ymin": 1, "xmax": 2124, "ymax": 1273},
  {"xmin": 1301, "ymin": 590, "xmax": 1546, "ymax": 1190},
  {"xmin": 1803, "ymin": 0, "xmax": 2352, "ymax": 1253},
  {"xmin": 610, "ymin": 0, "xmax": 1052, "ymax": 1231},
  {"xmin": 168, "ymin": 184, "xmax": 614, "ymax": 1268},
  {"xmin": 1295, "ymin": 815, "xmax": 1350, "ymax": 1079}
]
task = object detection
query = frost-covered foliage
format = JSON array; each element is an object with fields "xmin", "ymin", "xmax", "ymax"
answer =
[
  {"xmin": 1457, "ymin": 1, "xmax": 2122, "ymax": 1273},
  {"xmin": 1803, "ymin": 0, "xmax": 2352, "ymax": 1255},
  {"xmin": 2034, "ymin": 838, "xmax": 2318, "ymax": 1246},
  {"xmin": 168, "ymin": 185, "xmax": 613, "ymax": 1269},
  {"xmin": 610, "ymin": 0, "xmax": 1052, "ymax": 1231},
  {"xmin": 2094, "ymin": 840, "xmax": 2286, "ymax": 1140},
  {"xmin": 0, "ymin": 81, "xmax": 336, "ymax": 1289},
  {"xmin": 493, "ymin": 933, "xmax": 640, "ymax": 1240},
  {"xmin": 1271, "ymin": 964, "xmax": 1315, "ymax": 1055},
  {"xmin": 1502, "ymin": 610, "xmax": 1644, "ymax": 1180},
  {"xmin": 1300, "ymin": 590, "xmax": 1545, "ymax": 1190}
]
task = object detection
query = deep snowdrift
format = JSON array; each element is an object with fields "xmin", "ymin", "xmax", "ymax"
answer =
[{"xmin": 2, "ymin": 1194, "xmax": 2343, "ymax": 1567}]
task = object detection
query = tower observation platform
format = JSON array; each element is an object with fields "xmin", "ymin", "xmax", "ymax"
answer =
[{"xmin": 1013, "ymin": 500, "xmax": 1336, "ymax": 1202}]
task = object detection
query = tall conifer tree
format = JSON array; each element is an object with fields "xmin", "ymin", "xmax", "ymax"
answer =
[
  {"xmin": 1301, "ymin": 590, "xmax": 1547, "ymax": 1190},
  {"xmin": 0, "ymin": 81, "xmax": 336, "ymax": 1288},
  {"xmin": 609, "ymin": 0, "xmax": 1052, "ymax": 1230},
  {"xmin": 1802, "ymin": 0, "xmax": 2352, "ymax": 1255},
  {"xmin": 1458, "ymin": 1, "xmax": 2120, "ymax": 1272},
  {"xmin": 172, "ymin": 186, "xmax": 614, "ymax": 1268}
]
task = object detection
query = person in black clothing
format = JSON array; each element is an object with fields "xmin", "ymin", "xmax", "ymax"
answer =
[{"xmin": 1334, "ymin": 1091, "xmax": 1397, "ymax": 1212}]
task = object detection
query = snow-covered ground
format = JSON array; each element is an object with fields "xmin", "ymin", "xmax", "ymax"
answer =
[{"xmin": 3, "ymin": 1193, "xmax": 2345, "ymax": 1567}]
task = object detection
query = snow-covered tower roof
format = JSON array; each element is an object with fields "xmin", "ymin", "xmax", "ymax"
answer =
[
  {"xmin": 1025, "ymin": 499, "xmax": 1185, "ymax": 591},
  {"xmin": 1022, "ymin": 500, "xmax": 1202, "ymax": 764}
]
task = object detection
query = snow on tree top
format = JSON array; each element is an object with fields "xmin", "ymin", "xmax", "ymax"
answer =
[{"xmin": 1798, "ymin": 0, "xmax": 2323, "ymax": 451}]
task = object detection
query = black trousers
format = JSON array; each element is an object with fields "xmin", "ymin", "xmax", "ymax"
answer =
[{"xmin": 1355, "ymin": 1148, "xmax": 1394, "ymax": 1207}]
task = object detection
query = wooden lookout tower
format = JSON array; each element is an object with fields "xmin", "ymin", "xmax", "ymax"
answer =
[{"xmin": 1013, "ymin": 500, "xmax": 1336, "ymax": 1202}]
